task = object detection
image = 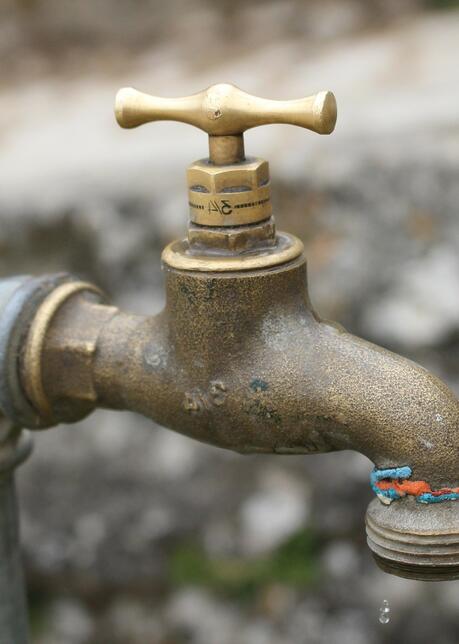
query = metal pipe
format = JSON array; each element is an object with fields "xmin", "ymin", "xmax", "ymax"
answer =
[
  {"xmin": 0, "ymin": 419, "xmax": 32, "ymax": 644},
  {"xmin": 0, "ymin": 472, "xmax": 29, "ymax": 644}
]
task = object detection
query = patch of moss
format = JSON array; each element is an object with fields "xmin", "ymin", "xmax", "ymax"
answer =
[
  {"xmin": 27, "ymin": 589, "xmax": 52, "ymax": 638},
  {"xmin": 169, "ymin": 528, "xmax": 320, "ymax": 599}
]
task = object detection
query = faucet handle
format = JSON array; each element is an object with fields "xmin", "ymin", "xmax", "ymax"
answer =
[
  {"xmin": 115, "ymin": 83, "xmax": 337, "ymax": 137},
  {"xmin": 114, "ymin": 83, "xmax": 337, "ymax": 233}
]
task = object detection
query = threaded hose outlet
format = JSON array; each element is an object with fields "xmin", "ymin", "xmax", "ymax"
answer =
[{"xmin": 366, "ymin": 498, "xmax": 459, "ymax": 581}]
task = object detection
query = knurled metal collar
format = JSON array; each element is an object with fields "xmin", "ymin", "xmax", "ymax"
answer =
[{"xmin": 187, "ymin": 157, "xmax": 272, "ymax": 227}]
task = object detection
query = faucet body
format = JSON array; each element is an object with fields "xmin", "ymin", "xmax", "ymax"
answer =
[
  {"xmin": 12, "ymin": 247, "xmax": 459, "ymax": 579},
  {"xmin": 34, "ymin": 257, "xmax": 458, "ymax": 491},
  {"xmin": 0, "ymin": 243, "xmax": 459, "ymax": 580},
  {"xmin": 9, "ymin": 254, "xmax": 457, "ymax": 581}
]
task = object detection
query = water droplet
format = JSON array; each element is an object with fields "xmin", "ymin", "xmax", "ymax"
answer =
[{"xmin": 379, "ymin": 599, "xmax": 391, "ymax": 624}]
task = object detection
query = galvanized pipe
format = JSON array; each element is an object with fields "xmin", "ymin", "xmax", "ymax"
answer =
[
  {"xmin": 0, "ymin": 415, "xmax": 33, "ymax": 644},
  {"xmin": 0, "ymin": 472, "xmax": 29, "ymax": 644}
]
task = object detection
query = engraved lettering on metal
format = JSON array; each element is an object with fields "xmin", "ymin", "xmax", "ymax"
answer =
[
  {"xmin": 188, "ymin": 184, "xmax": 272, "ymax": 226},
  {"xmin": 183, "ymin": 382, "xmax": 228, "ymax": 413}
]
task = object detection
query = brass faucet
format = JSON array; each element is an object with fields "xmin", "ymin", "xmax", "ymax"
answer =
[{"xmin": 0, "ymin": 84, "xmax": 458, "ymax": 588}]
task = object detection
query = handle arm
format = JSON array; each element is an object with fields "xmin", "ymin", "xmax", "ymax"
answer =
[{"xmin": 115, "ymin": 83, "xmax": 337, "ymax": 136}]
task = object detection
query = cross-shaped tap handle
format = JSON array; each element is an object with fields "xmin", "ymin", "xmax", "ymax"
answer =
[{"xmin": 115, "ymin": 83, "xmax": 337, "ymax": 164}]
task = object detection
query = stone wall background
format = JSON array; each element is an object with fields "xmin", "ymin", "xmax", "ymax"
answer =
[{"xmin": 1, "ymin": 1, "xmax": 458, "ymax": 642}]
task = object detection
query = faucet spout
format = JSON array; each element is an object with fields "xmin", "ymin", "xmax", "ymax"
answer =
[{"xmin": 82, "ymin": 259, "xmax": 458, "ymax": 484}]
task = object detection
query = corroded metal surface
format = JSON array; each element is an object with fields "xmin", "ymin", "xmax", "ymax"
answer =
[
  {"xmin": 16, "ymin": 252, "xmax": 458, "ymax": 579},
  {"xmin": 22, "ymin": 255, "xmax": 458, "ymax": 488}
]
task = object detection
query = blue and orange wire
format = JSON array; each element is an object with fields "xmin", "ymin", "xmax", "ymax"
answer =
[{"xmin": 371, "ymin": 466, "xmax": 459, "ymax": 504}]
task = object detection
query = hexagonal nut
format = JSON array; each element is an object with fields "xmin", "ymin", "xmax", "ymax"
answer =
[
  {"xmin": 188, "ymin": 218, "xmax": 276, "ymax": 252},
  {"xmin": 187, "ymin": 157, "xmax": 270, "ymax": 194}
]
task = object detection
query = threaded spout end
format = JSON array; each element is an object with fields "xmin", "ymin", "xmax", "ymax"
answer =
[{"xmin": 366, "ymin": 498, "xmax": 459, "ymax": 581}]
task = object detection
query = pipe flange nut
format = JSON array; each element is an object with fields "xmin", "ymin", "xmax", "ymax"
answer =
[{"xmin": 0, "ymin": 274, "xmax": 101, "ymax": 429}]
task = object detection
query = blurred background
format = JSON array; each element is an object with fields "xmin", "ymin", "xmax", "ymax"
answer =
[{"xmin": 1, "ymin": 0, "xmax": 459, "ymax": 642}]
